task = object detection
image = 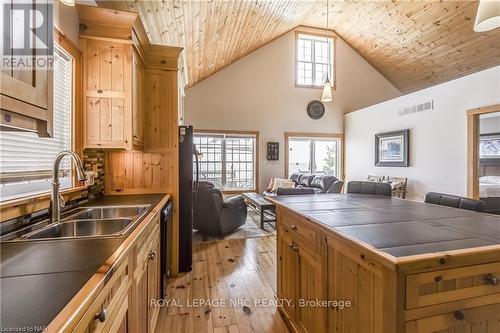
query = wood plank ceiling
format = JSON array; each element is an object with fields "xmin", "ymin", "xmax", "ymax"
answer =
[{"xmin": 98, "ymin": 0, "xmax": 500, "ymax": 93}]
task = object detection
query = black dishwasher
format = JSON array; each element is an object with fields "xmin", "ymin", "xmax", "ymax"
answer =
[{"xmin": 160, "ymin": 201, "xmax": 172, "ymax": 299}]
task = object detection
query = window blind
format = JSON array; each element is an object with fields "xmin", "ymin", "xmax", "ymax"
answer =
[{"xmin": 0, "ymin": 47, "xmax": 73, "ymax": 200}]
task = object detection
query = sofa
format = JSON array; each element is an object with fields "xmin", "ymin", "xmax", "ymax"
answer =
[
  {"xmin": 193, "ymin": 181, "xmax": 247, "ymax": 237},
  {"xmin": 264, "ymin": 172, "xmax": 343, "ymax": 196}
]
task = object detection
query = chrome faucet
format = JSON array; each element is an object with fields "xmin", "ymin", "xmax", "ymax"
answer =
[{"xmin": 51, "ymin": 150, "xmax": 87, "ymax": 223}]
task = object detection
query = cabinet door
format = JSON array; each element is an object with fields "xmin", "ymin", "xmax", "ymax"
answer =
[
  {"xmin": 82, "ymin": 39, "xmax": 132, "ymax": 149},
  {"xmin": 147, "ymin": 238, "xmax": 160, "ymax": 333},
  {"xmin": 0, "ymin": 0, "xmax": 52, "ymax": 136},
  {"xmin": 277, "ymin": 233, "xmax": 297, "ymax": 320},
  {"xmin": 132, "ymin": 54, "xmax": 144, "ymax": 149},
  {"xmin": 296, "ymin": 243, "xmax": 326, "ymax": 333},
  {"xmin": 134, "ymin": 268, "xmax": 149, "ymax": 333},
  {"xmin": 405, "ymin": 303, "xmax": 500, "ymax": 333}
]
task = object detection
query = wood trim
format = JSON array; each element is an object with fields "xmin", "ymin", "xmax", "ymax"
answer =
[
  {"xmin": 466, "ymin": 104, "xmax": 500, "ymax": 198},
  {"xmin": 55, "ymin": 28, "xmax": 84, "ymax": 185},
  {"xmin": 284, "ymin": 132, "xmax": 344, "ymax": 178},
  {"xmin": 294, "ymin": 29, "xmax": 337, "ymax": 90},
  {"xmin": 194, "ymin": 129, "xmax": 260, "ymax": 193}
]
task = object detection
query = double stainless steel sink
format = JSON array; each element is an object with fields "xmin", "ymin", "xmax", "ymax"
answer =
[{"xmin": 23, "ymin": 205, "xmax": 150, "ymax": 240}]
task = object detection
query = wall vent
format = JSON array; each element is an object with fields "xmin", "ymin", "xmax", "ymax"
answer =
[{"xmin": 398, "ymin": 100, "xmax": 434, "ymax": 116}]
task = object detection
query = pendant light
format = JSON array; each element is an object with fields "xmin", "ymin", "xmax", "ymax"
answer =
[
  {"xmin": 474, "ymin": 0, "xmax": 500, "ymax": 32},
  {"xmin": 321, "ymin": 0, "xmax": 333, "ymax": 103},
  {"xmin": 59, "ymin": 0, "xmax": 75, "ymax": 7}
]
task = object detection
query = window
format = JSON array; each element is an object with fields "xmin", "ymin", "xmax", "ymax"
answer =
[
  {"xmin": 0, "ymin": 46, "xmax": 74, "ymax": 201},
  {"xmin": 296, "ymin": 33, "xmax": 335, "ymax": 88},
  {"xmin": 286, "ymin": 134, "xmax": 342, "ymax": 178},
  {"xmin": 194, "ymin": 132, "xmax": 258, "ymax": 191}
]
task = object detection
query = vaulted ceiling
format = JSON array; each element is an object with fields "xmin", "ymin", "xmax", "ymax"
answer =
[{"xmin": 98, "ymin": 0, "xmax": 500, "ymax": 93}]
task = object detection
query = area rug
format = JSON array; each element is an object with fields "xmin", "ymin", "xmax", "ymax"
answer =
[{"xmin": 193, "ymin": 208, "xmax": 276, "ymax": 242}]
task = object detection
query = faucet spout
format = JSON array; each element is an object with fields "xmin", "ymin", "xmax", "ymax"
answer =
[{"xmin": 51, "ymin": 150, "xmax": 87, "ymax": 223}]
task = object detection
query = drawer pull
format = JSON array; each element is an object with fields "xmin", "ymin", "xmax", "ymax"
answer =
[
  {"xmin": 486, "ymin": 274, "xmax": 499, "ymax": 286},
  {"xmin": 148, "ymin": 251, "xmax": 156, "ymax": 261},
  {"xmin": 452, "ymin": 311, "xmax": 464, "ymax": 321},
  {"xmin": 95, "ymin": 308, "xmax": 107, "ymax": 323},
  {"xmin": 291, "ymin": 225, "xmax": 297, "ymax": 231}
]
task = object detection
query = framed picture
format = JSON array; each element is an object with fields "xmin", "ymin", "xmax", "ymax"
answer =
[
  {"xmin": 480, "ymin": 133, "xmax": 500, "ymax": 159},
  {"xmin": 375, "ymin": 129, "xmax": 409, "ymax": 167}
]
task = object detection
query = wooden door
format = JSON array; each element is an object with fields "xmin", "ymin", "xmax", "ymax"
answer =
[
  {"xmin": 0, "ymin": 0, "xmax": 52, "ymax": 136},
  {"xmin": 326, "ymin": 240, "xmax": 385, "ymax": 333},
  {"xmin": 277, "ymin": 232, "xmax": 297, "ymax": 320},
  {"xmin": 405, "ymin": 303, "xmax": 500, "ymax": 333},
  {"xmin": 147, "ymin": 237, "xmax": 160, "ymax": 333},
  {"xmin": 82, "ymin": 39, "xmax": 132, "ymax": 149},
  {"xmin": 295, "ymin": 242, "xmax": 326, "ymax": 333}
]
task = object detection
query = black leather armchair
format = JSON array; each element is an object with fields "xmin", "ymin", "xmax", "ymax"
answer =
[
  {"xmin": 424, "ymin": 192, "xmax": 486, "ymax": 212},
  {"xmin": 346, "ymin": 181, "xmax": 392, "ymax": 196},
  {"xmin": 193, "ymin": 181, "xmax": 247, "ymax": 237}
]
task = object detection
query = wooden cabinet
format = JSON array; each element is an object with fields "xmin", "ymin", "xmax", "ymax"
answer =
[
  {"xmin": 81, "ymin": 39, "xmax": 133, "ymax": 150},
  {"xmin": 277, "ymin": 212, "xmax": 326, "ymax": 333},
  {"xmin": 73, "ymin": 258, "xmax": 131, "ymax": 333},
  {"xmin": 0, "ymin": 0, "xmax": 52, "ymax": 136},
  {"xmin": 131, "ymin": 213, "xmax": 160, "ymax": 333},
  {"xmin": 405, "ymin": 303, "xmax": 500, "ymax": 333}
]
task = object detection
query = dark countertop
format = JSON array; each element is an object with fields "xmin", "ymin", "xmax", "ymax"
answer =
[
  {"xmin": 0, "ymin": 194, "xmax": 167, "ymax": 331},
  {"xmin": 270, "ymin": 194, "xmax": 500, "ymax": 258}
]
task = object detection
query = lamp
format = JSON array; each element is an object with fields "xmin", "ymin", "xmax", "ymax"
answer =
[
  {"xmin": 474, "ymin": 0, "xmax": 500, "ymax": 32},
  {"xmin": 321, "ymin": 0, "xmax": 333, "ymax": 103},
  {"xmin": 59, "ymin": 0, "xmax": 75, "ymax": 7}
]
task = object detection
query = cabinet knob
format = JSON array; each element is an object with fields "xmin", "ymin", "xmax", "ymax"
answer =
[
  {"xmin": 95, "ymin": 308, "xmax": 107, "ymax": 323},
  {"xmin": 452, "ymin": 311, "xmax": 464, "ymax": 321},
  {"xmin": 291, "ymin": 225, "xmax": 297, "ymax": 231},
  {"xmin": 288, "ymin": 242, "xmax": 299, "ymax": 253},
  {"xmin": 148, "ymin": 251, "xmax": 156, "ymax": 261},
  {"xmin": 486, "ymin": 274, "xmax": 499, "ymax": 286},
  {"xmin": 97, "ymin": 89, "xmax": 103, "ymax": 93}
]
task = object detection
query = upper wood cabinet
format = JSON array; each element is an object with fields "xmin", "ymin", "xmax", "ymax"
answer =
[
  {"xmin": 82, "ymin": 39, "xmax": 134, "ymax": 149},
  {"xmin": 0, "ymin": 1, "xmax": 53, "ymax": 136},
  {"xmin": 77, "ymin": 4, "xmax": 182, "ymax": 151}
]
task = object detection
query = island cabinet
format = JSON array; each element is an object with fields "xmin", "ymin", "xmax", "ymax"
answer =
[
  {"xmin": 275, "ymin": 203, "xmax": 500, "ymax": 333},
  {"xmin": 277, "ymin": 209, "xmax": 327, "ymax": 333}
]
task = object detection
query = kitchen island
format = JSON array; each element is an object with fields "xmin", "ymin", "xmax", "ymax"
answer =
[{"xmin": 268, "ymin": 194, "xmax": 500, "ymax": 333}]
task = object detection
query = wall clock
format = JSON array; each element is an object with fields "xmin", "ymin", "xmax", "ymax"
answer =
[{"xmin": 306, "ymin": 100, "xmax": 325, "ymax": 120}]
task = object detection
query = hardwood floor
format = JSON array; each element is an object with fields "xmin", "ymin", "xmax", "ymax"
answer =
[{"xmin": 155, "ymin": 236, "xmax": 289, "ymax": 333}]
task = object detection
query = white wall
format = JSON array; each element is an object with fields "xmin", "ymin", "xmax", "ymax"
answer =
[
  {"xmin": 53, "ymin": 1, "xmax": 80, "ymax": 46},
  {"xmin": 185, "ymin": 28, "xmax": 401, "ymax": 191},
  {"xmin": 345, "ymin": 66, "xmax": 500, "ymax": 201}
]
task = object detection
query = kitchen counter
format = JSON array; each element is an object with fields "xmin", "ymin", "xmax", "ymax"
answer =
[
  {"xmin": 270, "ymin": 193, "xmax": 500, "ymax": 259},
  {"xmin": 270, "ymin": 193, "xmax": 500, "ymax": 332},
  {"xmin": 0, "ymin": 194, "xmax": 168, "ymax": 331}
]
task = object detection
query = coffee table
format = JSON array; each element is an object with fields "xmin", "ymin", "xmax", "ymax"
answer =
[{"xmin": 242, "ymin": 192, "xmax": 276, "ymax": 229}]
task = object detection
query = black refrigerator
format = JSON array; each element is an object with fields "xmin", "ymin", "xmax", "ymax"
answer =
[{"xmin": 178, "ymin": 125, "xmax": 198, "ymax": 272}]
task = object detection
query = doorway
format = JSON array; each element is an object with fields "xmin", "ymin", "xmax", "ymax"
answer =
[{"xmin": 467, "ymin": 104, "xmax": 500, "ymax": 214}]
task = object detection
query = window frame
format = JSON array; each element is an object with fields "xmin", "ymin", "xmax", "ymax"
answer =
[
  {"xmin": 295, "ymin": 31, "xmax": 337, "ymax": 89},
  {"xmin": 194, "ymin": 129, "xmax": 260, "ymax": 193},
  {"xmin": 285, "ymin": 132, "xmax": 344, "ymax": 180},
  {"xmin": 0, "ymin": 29, "xmax": 83, "ymax": 205}
]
